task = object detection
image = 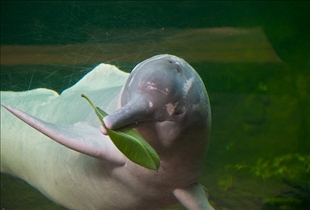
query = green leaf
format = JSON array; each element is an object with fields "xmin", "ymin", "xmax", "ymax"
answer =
[{"xmin": 81, "ymin": 94, "xmax": 160, "ymax": 170}]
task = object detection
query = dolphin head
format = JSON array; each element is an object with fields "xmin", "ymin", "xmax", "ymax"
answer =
[{"xmin": 104, "ymin": 54, "xmax": 211, "ymax": 153}]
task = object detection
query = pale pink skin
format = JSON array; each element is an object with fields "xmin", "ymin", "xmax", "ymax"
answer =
[
  {"xmin": 99, "ymin": 118, "xmax": 112, "ymax": 135},
  {"xmin": 1, "ymin": 54, "xmax": 214, "ymax": 210},
  {"xmin": 100, "ymin": 124, "xmax": 108, "ymax": 135}
]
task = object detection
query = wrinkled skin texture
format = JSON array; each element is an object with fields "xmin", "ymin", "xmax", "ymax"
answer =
[{"xmin": 1, "ymin": 55, "xmax": 214, "ymax": 210}]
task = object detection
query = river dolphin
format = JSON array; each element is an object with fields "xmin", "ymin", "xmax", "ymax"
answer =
[{"xmin": 1, "ymin": 54, "xmax": 214, "ymax": 209}]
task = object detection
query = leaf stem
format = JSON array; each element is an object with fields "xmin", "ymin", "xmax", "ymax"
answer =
[
  {"xmin": 81, "ymin": 94, "xmax": 96, "ymax": 110},
  {"xmin": 81, "ymin": 94, "xmax": 105, "ymax": 125}
]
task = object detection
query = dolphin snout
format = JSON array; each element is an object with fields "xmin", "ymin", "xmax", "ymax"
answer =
[{"xmin": 101, "ymin": 96, "xmax": 151, "ymax": 135}]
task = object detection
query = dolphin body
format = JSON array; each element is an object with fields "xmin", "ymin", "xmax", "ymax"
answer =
[{"xmin": 1, "ymin": 54, "xmax": 214, "ymax": 210}]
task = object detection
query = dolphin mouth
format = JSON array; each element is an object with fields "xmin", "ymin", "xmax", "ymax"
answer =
[
  {"xmin": 104, "ymin": 113, "xmax": 179, "ymax": 134},
  {"xmin": 104, "ymin": 113, "xmax": 160, "ymax": 131},
  {"xmin": 121, "ymin": 119, "xmax": 154, "ymax": 129},
  {"xmin": 101, "ymin": 115, "xmax": 153, "ymax": 135},
  {"xmin": 103, "ymin": 106, "xmax": 178, "ymax": 131}
]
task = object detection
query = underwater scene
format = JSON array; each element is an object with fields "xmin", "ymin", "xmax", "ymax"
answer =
[{"xmin": 1, "ymin": 1, "xmax": 309, "ymax": 210}]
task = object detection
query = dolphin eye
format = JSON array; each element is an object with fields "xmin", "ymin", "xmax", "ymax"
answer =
[
  {"xmin": 174, "ymin": 110, "xmax": 182, "ymax": 115},
  {"xmin": 174, "ymin": 106, "xmax": 185, "ymax": 116}
]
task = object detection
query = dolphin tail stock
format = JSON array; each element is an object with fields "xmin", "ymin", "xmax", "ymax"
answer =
[
  {"xmin": 173, "ymin": 183, "xmax": 215, "ymax": 210},
  {"xmin": 1, "ymin": 103, "xmax": 126, "ymax": 166}
]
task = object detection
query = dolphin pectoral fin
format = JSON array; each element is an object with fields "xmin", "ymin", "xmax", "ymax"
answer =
[
  {"xmin": 173, "ymin": 183, "xmax": 215, "ymax": 210},
  {"xmin": 2, "ymin": 103, "xmax": 126, "ymax": 166}
]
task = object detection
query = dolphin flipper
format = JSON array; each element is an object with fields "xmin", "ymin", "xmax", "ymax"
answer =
[
  {"xmin": 173, "ymin": 183, "xmax": 214, "ymax": 210},
  {"xmin": 2, "ymin": 103, "xmax": 126, "ymax": 166}
]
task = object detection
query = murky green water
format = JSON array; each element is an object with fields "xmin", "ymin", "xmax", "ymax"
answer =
[{"xmin": 1, "ymin": 1, "xmax": 309, "ymax": 209}]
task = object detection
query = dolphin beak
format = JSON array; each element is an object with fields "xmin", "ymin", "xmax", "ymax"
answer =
[{"xmin": 103, "ymin": 95, "xmax": 151, "ymax": 130}]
